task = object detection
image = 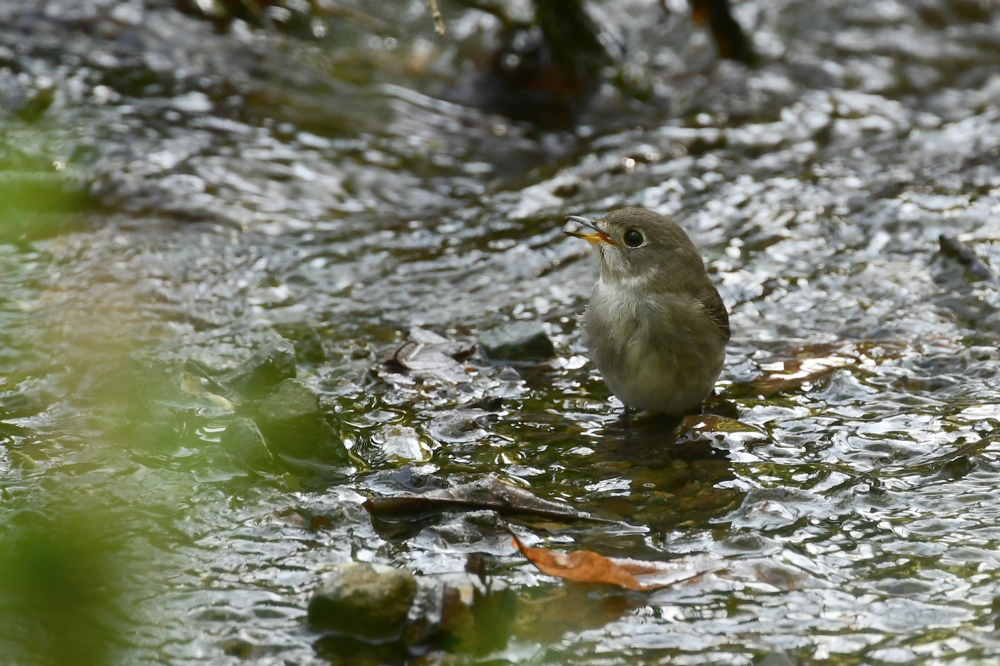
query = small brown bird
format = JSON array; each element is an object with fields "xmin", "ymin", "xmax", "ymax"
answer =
[{"xmin": 565, "ymin": 208, "xmax": 730, "ymax": 416}]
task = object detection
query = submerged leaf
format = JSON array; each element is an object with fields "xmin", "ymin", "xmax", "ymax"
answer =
[
  {"xmin": 364, "ymin": 476, "xmax": 592, "ymax": 522},
  {"xmin": 728, "ymin": 340, "xmax": 905, "ymax": 398},
  {"xmin": 512, "ymin": 534, "xmax": 723, "ymax": 591}
]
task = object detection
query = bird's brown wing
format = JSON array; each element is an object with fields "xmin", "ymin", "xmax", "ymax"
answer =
[{"xmin": 699, "ymin": 286, "xmax": 731, "ymax": 341}]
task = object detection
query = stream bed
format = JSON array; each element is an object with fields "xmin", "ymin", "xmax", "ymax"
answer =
[{"xmin": 3, "ymin": 0, "xmax": 1000, "ymax": 664}]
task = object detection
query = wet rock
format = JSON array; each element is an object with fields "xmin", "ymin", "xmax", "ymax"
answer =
[
  {"xmin": 252, "ymin": 379, "xmax": 339, "ymax": 460},
  {"xmin": 938, "ymin": 234, "xmax": 998, "ymax": 282},
  {"xmin": 273, "ymin": 322, "xmax": 327, "ymax": 363},
  {"xmin": 372, "ymin": 425, "xmax": 430, "ymax": 462},
  {"xmin": 365, "ymin": 465, "xmax": 448, "ymax": 495},
  {"xmin": 479, "ymin": 321, "xmax": 555, "ymax": 363},
  {"xmin": 308, "ymin": 563, "xmax": 417, "ymax": 640},
  {"xmin": 220, "ymin": 337, "xmax": 296, "ymax": 397},
  {"xmin": 383, "ymin": 328, "xmax": 475, "ymax": 384},
  {"xmin": 219, "ymin": 416, "xmax": 274, "ymax": 470},
  {"xmin": 425, "ymin": 411, "xmax": 492, "ymax": 444}
]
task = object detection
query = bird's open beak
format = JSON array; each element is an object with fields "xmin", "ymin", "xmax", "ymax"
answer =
[{"xmin": 564, "ymin": 215, "xmax": 616, "ymax": 246}]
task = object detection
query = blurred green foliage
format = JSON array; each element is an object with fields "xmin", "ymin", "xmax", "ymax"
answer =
[
  {"xmin": 0, "ymin": 503, "xmax": 129, "ymax": 666},
  {"xmin": 0, "ymin": 171, "xmax": 94, "ymax": 243}
]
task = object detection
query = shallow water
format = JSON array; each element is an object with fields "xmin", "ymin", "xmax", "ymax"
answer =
[{"xmin": 4, "ymin": 0, "xmax": 1000, "ymax": 664}]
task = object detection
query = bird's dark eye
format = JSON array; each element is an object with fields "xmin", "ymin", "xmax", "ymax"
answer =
[{"xmin": 623, "ymin": 229, "xmax": 644, "ymax": 247}]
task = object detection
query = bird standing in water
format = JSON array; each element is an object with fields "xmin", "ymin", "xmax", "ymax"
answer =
[{"xmin": 565, "ymin": 208, "xmax": 729, "ymax": 417}]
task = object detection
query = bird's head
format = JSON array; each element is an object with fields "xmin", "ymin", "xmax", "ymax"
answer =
[{"xmin": 564, "ymin": 207, "xmax": 706, "ymax": 290}]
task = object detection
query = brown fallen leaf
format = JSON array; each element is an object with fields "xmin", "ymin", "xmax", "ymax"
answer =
[
  {"xmin": 512, "ymin": 534, "xmax": 723, "ymax": 592},
  {"xmin": 727, "ymin": 340, "xmax": 906, "ymax": 399},
  {"xmin": 364, "ymin": 476, "xmax": 594, "ymax": 523}
]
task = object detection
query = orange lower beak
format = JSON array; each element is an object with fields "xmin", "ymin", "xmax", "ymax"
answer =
[{"xmin": 564, "ymin": 216, "xmax": 616, "ymax": 246}]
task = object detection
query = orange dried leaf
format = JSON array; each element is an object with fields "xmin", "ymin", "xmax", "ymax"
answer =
[
  {"xmin": 512, "ymin": 535, "xmax": 719, "ymax": 592},
  {"xmin": 513, "ymin": 535, "xmax": 644, "ymax": 590}
]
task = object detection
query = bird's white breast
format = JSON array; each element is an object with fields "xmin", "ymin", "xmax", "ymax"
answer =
[{"xmin": 584, "ymin": 278, "xmax": 724, "ymax": 414}]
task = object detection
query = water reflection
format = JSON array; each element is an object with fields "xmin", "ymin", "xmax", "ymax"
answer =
[{"xmin": 5, "ymin": 0, "xmax": 1000, "ymax": 663}]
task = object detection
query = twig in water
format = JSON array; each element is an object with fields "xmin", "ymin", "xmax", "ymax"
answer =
[{"xmin": 428, "ymin": 0, "xmax": 446, "ymax": 35}]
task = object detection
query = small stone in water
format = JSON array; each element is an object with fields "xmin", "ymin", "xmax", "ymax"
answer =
[
  {"xmin": 308, "ymin": 563, "xmax": 417, "ymax": 640},
  {"xmin": 373, "ymin": 425, "xmax": 429, "ymax": 461},
  {"xmin": 939, "ymin": 234, "xmax": 998, "ymax": 282},
  {"xmin": 219, "ymin": 416, "xmax": 273, "ymax": 470},
  {"xmin": 253, "ymin": 379, "xmax": 340, "ymax": 460},
  {"xmin": 274, "ymin": 322, "xmax": 327, "ymax": 363},
  {"xmin": 479, "ymin": 321, "xmax": 555, "ymax": 362},
  {"xmin": 220, "ymin": 337, "xmax": 296, "ymax": 397},
  {"xmin": 386, "ymin": 327, "xmax": 474, "ymax": 384}
]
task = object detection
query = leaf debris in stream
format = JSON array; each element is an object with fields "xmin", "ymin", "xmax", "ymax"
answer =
[
  {"xmin": 380, "ymin": 327, "xmax": 475, "ymax": 385},
  {"xmin": 727, "ymin": 340, "xmax": 906, "ymax": 399},
  {"xmin": 511, "ymin": 534, "xmax": 724, "ymax": 592},
  {"xmin": 363, "ymin": 475, "xmax": 595, "ymax": 522}
]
